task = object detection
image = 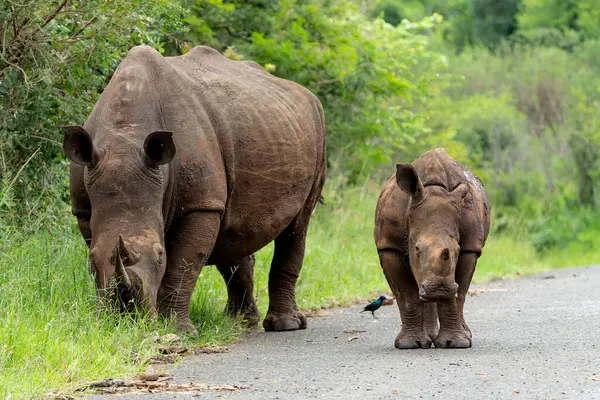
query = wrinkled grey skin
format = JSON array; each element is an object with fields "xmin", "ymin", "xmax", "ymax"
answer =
[
  {"xmin": 374, "ymin": 148, "xmax": 490, "ymax": 349},
  {"xmin": 62, "ymin": 45, "xmax": 327, "ymax": 335}
]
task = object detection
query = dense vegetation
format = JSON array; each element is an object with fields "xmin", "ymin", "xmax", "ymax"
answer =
[{"xmin": 1, "ymin": 0, "xmax": 598, "ymax": 397}]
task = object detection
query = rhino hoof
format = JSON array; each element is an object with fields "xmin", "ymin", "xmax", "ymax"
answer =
[
  {"xmin": 263, "ymin": 312, "xmax": 307, "ymax": 331},
  {"xmin": 395, "ymin": 331, "xmax": 433, "ymax": 349},
  {"xmin": 176, "ymin": 320, "xmax": 199, "ymax": 339},
  {"xmin": 434, "ymin": 330, "xmax": 472, "ymax": 348},
  {"xmin": 226, "ymin": 302, "xmax": 260, "ymax": 327}
]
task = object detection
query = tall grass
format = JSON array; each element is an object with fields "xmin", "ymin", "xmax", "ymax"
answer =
[
  {"xmin": 0, "ymin": 226, "xmax": 241, "ymax": 398},
  {"xmin": 1, "ymin": 175, "xmax": 598, "ymax": 398}
]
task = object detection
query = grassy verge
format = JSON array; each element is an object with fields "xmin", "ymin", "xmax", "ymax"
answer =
[
  {"xmin": 0, "ymin": 228, "xmax": 242, "ymax": 398},
  {"xmin": 1, "ymin": 180, "xmax": 598, "ymax": 398}
]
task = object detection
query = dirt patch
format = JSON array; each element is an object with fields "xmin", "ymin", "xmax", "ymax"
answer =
[
  {"xmin": 468, "ymin": 288, "xmax": 508, "ymax": 296},
  {"xmin": 70, "ymin": 376, "xmax": 248, "ymax": 395},
  {"xmin": 131, "ymin": 344, "xmax": 229, "ymax": 365},
  {"xmin": 343, "ymin": 329, "xmax": 368, "ymax": 334},
  {"xmin": 303, "ymin": 309, "xmax": 331, "ymax": 318}
]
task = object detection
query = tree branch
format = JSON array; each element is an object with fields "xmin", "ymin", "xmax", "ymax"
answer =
[
  {"xmin": 42, "ymin": 0, "xmax": 69, "ymax": 28},
  {"xmin": 68, "ymin": 16, "xmax": 97, "ymax": 39}
]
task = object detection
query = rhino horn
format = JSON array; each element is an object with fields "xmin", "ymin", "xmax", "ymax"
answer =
[{"xmin": 115, "ymin": 234, "xmax": 132, "ymax": 288}]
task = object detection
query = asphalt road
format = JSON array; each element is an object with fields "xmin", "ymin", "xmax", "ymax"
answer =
[{"xmin": 98, "ymin": 266, "xmax": 600, "ymax": 400}]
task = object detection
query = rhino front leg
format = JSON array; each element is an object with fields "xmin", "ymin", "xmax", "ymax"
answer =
[
  {"xmin": 217, "ymin": 255, "xmax": 260, "ymax": 326},
  {"xmin": 435, "ymin": 252, "xmax": 477, "ymax": 348},
  {"xmin": 423, "ymin": 302, "xmax": 439, "ymax": 340},
  {"xmin": 158, "ymin": 212, "xmax": 220, "ymax": 337},
  {"xmin": 379, "ymin": 250, "xmax": 433, "ymax": 349}
]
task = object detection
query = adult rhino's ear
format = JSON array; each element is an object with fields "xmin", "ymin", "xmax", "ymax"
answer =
[
  {"xmin": 62, "ymin": 125, "xmax": 95, "ymax": 167},
  {"xmin": 396, "ymin": 163, "xmax": 424, "ymax": 200},
  {"xmin": 144, "ymin": 131, "xmax": 176, "ymax": 167}
]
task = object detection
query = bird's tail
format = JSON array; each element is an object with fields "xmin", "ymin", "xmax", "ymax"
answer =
[{"xmin": 359, "ymin": 309, "xmax": 366, "ymax": 313}]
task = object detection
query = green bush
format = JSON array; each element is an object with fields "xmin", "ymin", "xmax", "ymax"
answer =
[
  {"xmin": 178, "ymin": 0, "xmax": 450, "ymax": 179},
  {"xmin": 0, "ymin": 0, "xmax": 186, "ymax": 214}
]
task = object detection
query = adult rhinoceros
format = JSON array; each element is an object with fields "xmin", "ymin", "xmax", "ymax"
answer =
[{"xmin": 62, "ymin": 45, "xmax": 326, "ymax": 335}]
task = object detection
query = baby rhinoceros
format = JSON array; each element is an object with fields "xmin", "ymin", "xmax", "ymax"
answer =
[{"xmin": 374, "ymin": 148, "xmax": 490, "ymax": 349}]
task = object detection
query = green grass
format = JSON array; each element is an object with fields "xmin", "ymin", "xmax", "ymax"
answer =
[
  {"xmin": 0, "ymin": 228, "xmax": 242, "ymax": 399},
  {"xmin": 1, "ymin": 179, "xmax": 598, "ymax": 398}
]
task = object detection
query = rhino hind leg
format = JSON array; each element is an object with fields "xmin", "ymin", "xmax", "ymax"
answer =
[
  {"xmin": 262, "ymin": 218, "xmax": 309, "ymax": 332},
  {"xmin": 379, "ymin": 250, "xmax": 433, "ymax": 349},
  {"xmin": 262, "ymin": 165, "xmax": 325, "ymax": 332},
  {"xmin": 435, "ymin": 252, "xmax": 478, "ymax": 348},
  {"xmin": 217, "ymin": 254, "xmax": 260, "ymax": 326}
]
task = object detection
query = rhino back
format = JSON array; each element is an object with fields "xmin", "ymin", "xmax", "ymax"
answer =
[
  {"xmin": 167, "ymin": 46, "xmax": 325, "ymax": 248},
  {"xmin": 81, "ymin": 45, "xmax": 325, "ymax": 253}
]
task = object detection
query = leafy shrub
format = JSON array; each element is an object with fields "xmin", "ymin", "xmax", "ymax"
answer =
[{"xmin": 0, "ymin": 0, "xmax": 186, "ymax": 215}]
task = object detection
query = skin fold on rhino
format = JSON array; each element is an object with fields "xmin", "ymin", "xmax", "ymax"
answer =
[
  {"xmin": 374, "ymin": 148, "xmax": 490, "ymax": 349},
  {"xmin": 62, "ymin": 45, "xmax": 327, "ymax": 336}
]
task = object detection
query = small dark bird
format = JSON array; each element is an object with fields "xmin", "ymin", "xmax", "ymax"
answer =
[{"xmin": 360, "ymin": 295, "xmax": 387, "ymax": 318}]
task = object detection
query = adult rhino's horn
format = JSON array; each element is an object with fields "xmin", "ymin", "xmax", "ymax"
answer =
[{"xmin": 116, "ymin": 234, "xmax": 132, "ymax": 288}]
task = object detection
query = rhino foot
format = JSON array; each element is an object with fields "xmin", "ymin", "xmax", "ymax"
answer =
[
  {"xmin": 395, "ymin": 330, "xmax": 433, "ymax": 349},
  {"xmin": 434, "ymin": 328, "xmax": 471, "ymax": 348},
  {"xmin": 462, "ymin": 320, "xmax": 472, "ymax": 338},
  {"xmin": 176, "ymin": 319, "xmax": 199, "ymax": 339},
  {"xmin": 263, "ymin": 311, "xmax": 307, "ymax": 331},
  {"xmin": 226, "ymin": 302, "xmax": 260, "ymax": 327}
]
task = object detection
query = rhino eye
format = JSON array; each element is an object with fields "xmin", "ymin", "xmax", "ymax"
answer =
[
  {"xmin": 415, "ymin": 246, "xmax": 420, "ymax": 254},
  {"xmin": 152, "ymin": 243, "xmax": 165, "ymax": 264}
]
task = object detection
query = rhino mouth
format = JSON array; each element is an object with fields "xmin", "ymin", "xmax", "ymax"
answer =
[
  {"xmin": 98, "ymin": 235, "xmax": 150, "ymax": 314},
  {"xmin": 419, "ymin": 285, "xmax": 458, "ymax": 303}
]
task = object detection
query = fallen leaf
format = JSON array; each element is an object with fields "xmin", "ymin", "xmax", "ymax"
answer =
[
  {"xmin": 158, "ymin": 345, "xmax": 188, "ymax": 355},
  {"xmin": 194, "ymin": 346, "xmax": 229, "ymax": 354},
  {"xmin": 303, "ymin": 309, "xmax": 330, "ymax": 318},
  {"xmin": 75, "ymin": 379, "xmax": 129, "ymax": 392},
  {"xmin": 138, "ymin": 370, "xmax": 170, "ymax": 382},
  {"xmin": 343, "ymin": 330, "xmax": 367, "ymax": 334},
  {"xmin": 468, "ymin": 288, "xmax": 508, "ymax": 296},
  {"xmin": 148, "ymin": 354, "xmax": 180, "ymax": 364},
  {"xmin": 46, "ymin": 394, "xmax": 78, "ymax": 400},
  {"xmin": 159, "ymin": 334, "xmax": 181, "ymax": 345},
  {"xmin": 73, "ymin": 378, "xmax": 249, "ymax": 395}
]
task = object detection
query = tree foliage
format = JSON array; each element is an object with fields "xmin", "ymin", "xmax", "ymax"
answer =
[
  {"xmin": 0, "ymin": 0, "xmax": 185, "ymax": 215},
  {"xmin": 178, "ymin": 0, "xmax": 450, "ymax": 178},
  {"xmin": 1, "ymin": 0, "xmax": 599, "ymax": 252}
]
